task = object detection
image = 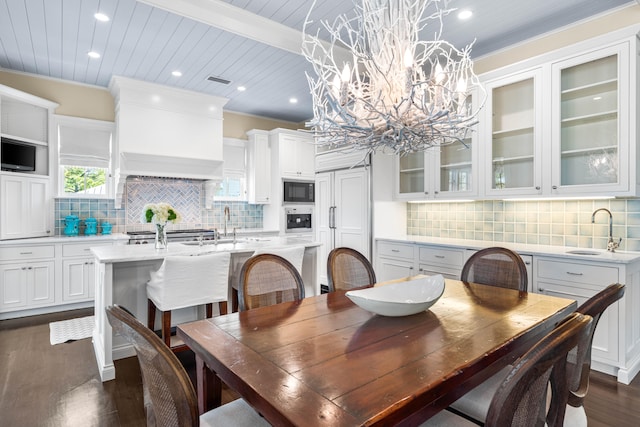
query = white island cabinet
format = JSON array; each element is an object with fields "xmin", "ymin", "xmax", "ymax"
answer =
[
  {"xmin": 375, "ymin": 236, "xmax": 640, "ymax": 384},
  {"xmin": 91, "ymin": 238, "xmax": 321, "ymax": 382}
]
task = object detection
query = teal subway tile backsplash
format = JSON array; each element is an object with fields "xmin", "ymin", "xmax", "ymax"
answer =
[
  {"xmin": 407, "ymin": 199, "xmax": 640, "ymax": 252},
  {"xmin": 54, "ymin": 176, "xmax": 263, "ymax": 235}
]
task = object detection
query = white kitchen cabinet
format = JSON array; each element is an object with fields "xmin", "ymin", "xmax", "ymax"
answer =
[
  {"xmin": 480, "ymin": 34, "xmax": 638, "ymax": 199},
  {"xmin": 0, "ymin": 174, "xmax": 51, "ymax": 240},
  {"xmin": 534, "ymin": 257, "xmax": 620, "ymax": 367},
  {"xmin": 62, "ymin": 242, "xmax": 112, "ymax": 302},
  {"xmin": 0, "ymin": 244, "xmax": 55, "ymax": 312},
  {"xmin": 483, "ymin": 69, "xmax": 544, "ymax": 197},
  {"xmin": 246, "ymin": 130, "xmax": 271, "ymax": 204},
  {"xmin": 271, "ymin": 128, "xmax": 315, "ymax": 179},
  {"xmin": 550, "ymin": 43, "xmax": 631, "ymax": 196},
  {"xmin": 417, "ymin": 246, "xmax": 464, "ymax": 279},
  {"xmin": 375, "ymin": 240, "xmax": 416, "ymax": 282},
  {"xmin": 1, "ymin": 85, "xmax": 57, "ymax": 177},
  {"xmin": 316, "ymin": 158, "xmax": 370, "ymax": 288},
  {"xmin": 395, "ymin": 93, "xmax": 479, "ymax": 201}
]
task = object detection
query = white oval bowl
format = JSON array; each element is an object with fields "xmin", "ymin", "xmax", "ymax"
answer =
[{"xmin": 345, "ymin": 275, "xmax": 445, "ymax": 317}]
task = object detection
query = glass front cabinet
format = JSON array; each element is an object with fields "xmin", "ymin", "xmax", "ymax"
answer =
[
  {"xmin": 395, "ymin": 93, "xmax": 479, "ymax": 200},
  {"xmin": 484, "ymin": 69, "xmax": 543, "ymax": 198},
  {"xmin": 550, "ymin": 43, "xmax": 630, "ymax": 196}
]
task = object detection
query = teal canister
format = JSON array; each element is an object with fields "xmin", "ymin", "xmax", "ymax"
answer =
[
  {"xmin": 84, "ymin": 217, "xmax": 97, "ymax": 235},
  {"xmin": 101, "ymin": 222, "xmax": 112, "ymax": 235},
  {"xmin": 63, "ymin": 215, "xmax": 79, "ymax": 236}
]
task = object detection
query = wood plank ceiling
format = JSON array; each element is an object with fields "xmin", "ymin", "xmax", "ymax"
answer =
[{"xmin": 0, "ymin": 0, "xmax": 635, "ymax": 123}]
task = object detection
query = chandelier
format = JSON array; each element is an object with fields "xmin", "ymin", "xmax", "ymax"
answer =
[{"xmin": 302, "ymin": 0, "xmax": 486, "ymax": 155}]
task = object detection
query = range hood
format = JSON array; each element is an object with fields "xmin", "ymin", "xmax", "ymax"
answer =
[{"xmin": 109, "ymin": 76, "xmax": 228, "ymax": 207}]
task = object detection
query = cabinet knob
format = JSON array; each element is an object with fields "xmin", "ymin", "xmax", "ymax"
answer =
[
  {"xmin": 552, "ymin": 185, "xmax": 558, "ymax": 190},
  {"xmin": 535, "ymin": 186, "xmax": 540, "ymax": 190},
  {"xmin": 538, "ymin": 287, "xmax": 545, "ymax": 292},
  {"xmin": 409, "ymin": 266, "xmax": 414, "ymax": 270}
]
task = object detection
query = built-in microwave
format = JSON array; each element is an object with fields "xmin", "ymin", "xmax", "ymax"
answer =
[{"xmin": 283, "ymin": 179, "xmax": 315, "ymax": 204}]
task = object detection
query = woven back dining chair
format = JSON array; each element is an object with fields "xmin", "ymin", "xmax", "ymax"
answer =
[
  {"xmin": 461, "ymin": 247, "xmax": 528, "ymax": 291},
  {"xmin": 327, "ymin": 247, "xmax": 376, "ymax": 292},
  {"xmin": 565, "ymin": 283, "xmax": 625, "ymax": 425},
  {"xmin": 238, "ymin": 253, "xmax": 305, "ymax": 311},
  {"xmin": 447, "ymin": 283, "xmax": 625, "ymax": 427},
  {"xmin": 105, "ymin": 305, "xmax": 269, "ymax": 427},
  {"xmin": 421, "ymin": 312, "xmax": 593, "ymax": 427}
]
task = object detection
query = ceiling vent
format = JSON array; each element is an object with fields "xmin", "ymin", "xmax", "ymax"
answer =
[{"xmin": 207, "ymin": 76, "xmax": 231, "ymax": 85}]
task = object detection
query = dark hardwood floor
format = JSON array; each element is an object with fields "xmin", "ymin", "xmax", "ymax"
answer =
[{"xmin": 1, "ymin": 308, "xmax": 638, "ymax": 426}]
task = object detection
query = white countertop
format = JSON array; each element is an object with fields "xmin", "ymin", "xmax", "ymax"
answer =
[
  {"xmin": 91, "ymin": 236, "xmax": 321, "ymax": 263},
  {"xmin": 0, "ymin": 233, "xmax": 129, "ymax": 246},
  {"xmin": 376, "ymin": 235, "xmax": 640, "ymax": 264}
]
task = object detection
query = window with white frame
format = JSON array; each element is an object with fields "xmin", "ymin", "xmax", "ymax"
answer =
[
  {"xmin": 215, "ymin": 138, "xmax": 247, "ymax": 200},
  {"xmin": 56, "ymin": 116, "xmax": 113, "ymax": 197}
]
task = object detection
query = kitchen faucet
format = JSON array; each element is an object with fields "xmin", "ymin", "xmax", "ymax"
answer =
[
  {"xmin": 591, "ymin": 208, "xmax": 622, "ymax": 252},
  {"xmin": 223, "ymin": 205, "xmax": 230, "ymax": 237}
]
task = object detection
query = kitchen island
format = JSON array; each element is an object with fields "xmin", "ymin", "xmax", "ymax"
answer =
[{"xmin": 91, "ymin": 236, "xmax": 321, "ymax": 381}]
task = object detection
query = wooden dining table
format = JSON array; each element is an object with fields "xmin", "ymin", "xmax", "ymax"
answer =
[{"xmin": 177, "ymin": 276, "xmax": 577, "ymax": 426}]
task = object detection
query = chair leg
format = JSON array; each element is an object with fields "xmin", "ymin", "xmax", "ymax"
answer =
[
  {"xmin": 161, "ymin": 311, "xmax": 171, "ymax": 348},
  {"xmin": 232, "ymin": 288, "xmax": 239, "ymax": 312},
  {"xmin": 205, "ymin": 303, "xmax": 213, "ymax": 318},
  {"xmin": 147, "ymin": 299, "xmax": 156, "ymax": 331},
  {"xmin": 219, "ymin": 301, "xmax": 228, "ymax": 315}
]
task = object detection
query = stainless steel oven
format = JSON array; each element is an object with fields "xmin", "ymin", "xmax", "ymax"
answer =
[
  {"xmin": 285, "ymin": 207, "xmax": 313, "ymax": 233},
  {"xmin": 283, "ymin": 179, "xmax": 315, "ymax": 204}
]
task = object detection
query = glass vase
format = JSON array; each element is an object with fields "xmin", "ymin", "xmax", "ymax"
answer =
[{"xmin": 155, "ymin": 223, "xmax": 168, "ymax": 250}]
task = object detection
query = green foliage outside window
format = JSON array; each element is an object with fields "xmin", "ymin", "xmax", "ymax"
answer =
[{"xmin": 63, "ymin": 166, "xmax": 106, "ymax": 194}]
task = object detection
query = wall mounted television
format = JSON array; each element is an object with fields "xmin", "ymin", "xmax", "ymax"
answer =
[{"xmin": 1, "ymin": 137, "xmax": 37, "ymax": 172}]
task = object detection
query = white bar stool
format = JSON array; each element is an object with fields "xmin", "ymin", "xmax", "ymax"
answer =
[{"xmin": 147, "ymin": 251, "xmax": 231, "ymax": 352}]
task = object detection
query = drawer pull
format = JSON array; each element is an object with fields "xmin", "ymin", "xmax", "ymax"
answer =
[
  {"xmin": 84, "ymin": 248, "xmax": 91, "ymax": 251},
  {"xmin": 566, "ymin": 272, "xmax": 583, "ymax": 276},
  {"xmin": 20, "ymin": 252, "xmax": 33, "ymax": 255},
  {"xmin": 391, "ymin": 249, "xmax": 400, "ymax": 252},
  {"xmin": 542, "ymin": 288, "xmax": 580, "ymax": 298},
  {"xmin": 435, "ymin": 255, "xmax": 445, "ymax": 259}
]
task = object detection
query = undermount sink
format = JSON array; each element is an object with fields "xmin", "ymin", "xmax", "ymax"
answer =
[{"xmin": 566, "ymin": 250, "xmax": 601, "ymax": 256}]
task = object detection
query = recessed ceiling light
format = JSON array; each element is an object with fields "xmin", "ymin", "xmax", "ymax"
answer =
[
  {"xmin": 88, "ymin": 51, "xmax": 101, "ymax": 59},
  {"xmin": 458, "ymin": 10, "xmax": 473, "ymax": 20},
  {"xmin": 289, "ymin": 97, "xmax": 298, "ymax": 104},
  {"xmin": 94, "ymin": 12, "xmax": 110, "ymax": 22},
  {"xmin": 237, "ymin": 86, "xmax": 246, "ymax": 92},
  {"xmin": 172, "ymin": 70, "xmax": 182, "ymax": 77}
]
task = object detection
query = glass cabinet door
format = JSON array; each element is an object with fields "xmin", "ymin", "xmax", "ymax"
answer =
[
  {"xmin": 397, "ymin": 152, "xmax": 425, "ymax": 196},
  {"xmin": 437, "ymin": 93, "xmax": 475, "ymax": 197},
  {"xmin": 557, "ymin": 53, "xmax": 619, "ymax": 187},
  {"xmin": 489, "ymin": 76, "xmax": 538, "ymax": 192},
  {"xmin": 438, "ymin": 139, "xmax": 472, "ymax": 194}
]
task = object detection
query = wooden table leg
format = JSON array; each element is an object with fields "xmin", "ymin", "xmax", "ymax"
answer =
[{"xmin": 195, "ymin": 355, "xmax": 221, "ymax": 414}]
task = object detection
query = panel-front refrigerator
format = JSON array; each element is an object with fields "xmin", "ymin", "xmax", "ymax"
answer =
[{"xmin": 316, "ymin": 155, "xmax": 371, "ymax": 292}]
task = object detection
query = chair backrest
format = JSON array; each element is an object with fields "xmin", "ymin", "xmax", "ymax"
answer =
[
  {"xmin": 147, "ymin": 251, "xmax": 231, "ymax": 311},
  {"xmin": 238, "ymin": 253, "xmax": 305, "ymax": 311},
  {"xmin": 105, "ymin": 305, "xmax": 198, "ymax": 427},
  {"xmin": 251, "ymin": 245, "xmax": 305, "ymax": 274},
  {"xmin": 485, "ymin": 312, "xmax": 593, "ymax": 427},
  {"xmin": 461, "ymin": 247, "xmax": 528, "ymax": 291},
  {"xmin": 568, "ymin": 283, "xmax": 625, "ymax": 408},
  {"xmin": 327, "ymin": 247, "xmax": 376, "ymax": 292}
]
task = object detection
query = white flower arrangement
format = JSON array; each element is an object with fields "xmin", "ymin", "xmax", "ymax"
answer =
[{"xmin": 141, "ymin": 202, "xmax": 181, "ymax": 225}]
